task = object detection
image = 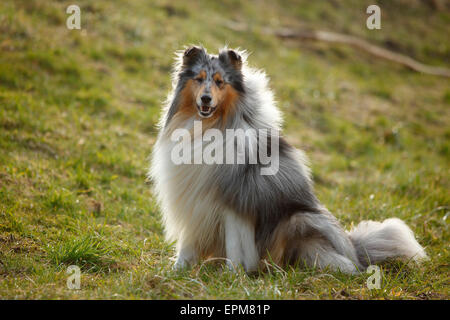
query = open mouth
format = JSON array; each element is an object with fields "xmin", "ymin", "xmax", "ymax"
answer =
[{"xmin": 197, "ymin": 105, "xmax": 216, "ymax": 118}]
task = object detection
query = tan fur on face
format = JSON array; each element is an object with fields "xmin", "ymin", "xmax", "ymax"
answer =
[
  {"xmin": 177, "ymin": 79, "xmax": 199, "ymax": 117},
  {"xmin": 202, "ymin": 83, "xmax": 239, "ymax": 130},
  {"xmin": 172, "ymin": 70, "xmax": 240, "ymax": 131}
]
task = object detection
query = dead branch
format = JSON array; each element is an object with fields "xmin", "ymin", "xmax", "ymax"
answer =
[{"xmin": 225, "ymin": 22, "xmax": 450, "ymax": 78}]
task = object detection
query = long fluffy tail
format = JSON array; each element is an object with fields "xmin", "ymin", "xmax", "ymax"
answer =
[{"xmin": 348, "ymin": 218, "xmax": 428, "ymax": 268}]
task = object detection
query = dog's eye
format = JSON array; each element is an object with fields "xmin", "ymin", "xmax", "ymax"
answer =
[
  {"xmin": 215, "ymin": 79, "xmax": 223, "ymax": 87},
  {"xmin": 195, "ymin": 78, "xmax": 203, "ymax": 83}
]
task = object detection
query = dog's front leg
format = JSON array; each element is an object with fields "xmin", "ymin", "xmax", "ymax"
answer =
[
  {"xmin": 224, "ymin": 211, "xmax": 259, "ymax": 272},
  {"xmin": 173, "ymin": 242, "xmax": 198, "ymax": 270}
]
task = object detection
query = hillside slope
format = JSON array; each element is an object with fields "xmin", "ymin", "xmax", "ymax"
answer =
[{"xmin": 0, "ymin": 0, "xmax": 448, "ymax": 299}]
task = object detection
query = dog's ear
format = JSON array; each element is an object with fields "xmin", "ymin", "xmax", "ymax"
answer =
[
  {"xmin": 219, "ymin": 49, "xmax": 242, "ymax": 71},
  {"xmin": 228, "ymin": 50, "xmax": 242, "ymax": 70},
  {"xmin": 183, "ymin": 46, "xmax": 203, "ymax": 67}
]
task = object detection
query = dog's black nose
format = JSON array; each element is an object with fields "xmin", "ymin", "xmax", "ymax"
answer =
[{"xmin": 201, "ymin": 95, "xmax": 212, "ymax": 104}]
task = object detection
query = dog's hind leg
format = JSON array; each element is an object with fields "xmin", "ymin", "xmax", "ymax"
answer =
[
  {"xmin": 292, "ymin": 237, "xmax": 360, "ymax": 274},
  {"xmin": 288, "ymin": 211, "xmax": 361, "ymax": 267},
  {"xmin": 269, "ymin": 211, "xmax": 362, "ymax": 274},
  {"xmin": 224, "ymin": 210, "xmax": 259, "ymax": 272}
]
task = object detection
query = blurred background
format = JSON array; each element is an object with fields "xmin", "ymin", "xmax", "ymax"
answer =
[{"xmin": 0, "ymin": 0, "xmax": 448, "ymax": 299}]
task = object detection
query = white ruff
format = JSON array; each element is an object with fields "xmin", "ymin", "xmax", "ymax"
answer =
[{"xmin": 151, "ymin": 126, "xmax": 225, "ymax": 254}]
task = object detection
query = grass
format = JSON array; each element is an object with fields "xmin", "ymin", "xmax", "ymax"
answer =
[
  {"xmin": 46, "ymin": 235, "xmax": 112, "ymax": 270},
  {"xmin": 0, "ymin": 0, "xmax": 448, "ymax": 299}
]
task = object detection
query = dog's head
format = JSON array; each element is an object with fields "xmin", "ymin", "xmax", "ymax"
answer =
[{"xmin": 176, "ymin": 46, "xmax": 245, "ymax": 120}]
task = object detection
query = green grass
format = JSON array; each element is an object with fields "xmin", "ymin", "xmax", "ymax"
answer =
[
  {"xmin": 46, "ymin": 235, "xmax": 112, "ymax": 270},
  {"xmin": 0, "ymin": 0, "xmax": 449, "ymax": 299}
]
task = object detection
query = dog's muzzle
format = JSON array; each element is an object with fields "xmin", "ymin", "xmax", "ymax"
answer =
[{"xmin": 197, "ymin": 105, "xmax": 216, "ymax": 118}]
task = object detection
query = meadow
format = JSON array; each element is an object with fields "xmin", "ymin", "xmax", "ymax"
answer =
[{"xmin": 0, "ymin": 0, "xmax": 448, "ymax": 299}]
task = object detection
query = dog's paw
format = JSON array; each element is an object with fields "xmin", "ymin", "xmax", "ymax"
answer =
[
  {"xmin": 172, "ymin": 258, "xmax": 189, "ymax": 271},
  {"xmin": 226, "ymin": 259, "xmax": 244, "ymax": 273},
  {"xmin": 226, "ymin": 260, "xmax": 236, "ymax": 272},
  {"xmin": 226, "ymin": 258, "xmax": 258, "ymax": 274}
]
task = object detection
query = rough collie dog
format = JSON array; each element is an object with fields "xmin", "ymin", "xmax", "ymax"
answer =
[{"xmin": 150, "ymin": 46, "xmax": 427, "ymax": 273}]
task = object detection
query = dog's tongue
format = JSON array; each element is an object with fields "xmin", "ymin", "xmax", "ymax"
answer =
[{"xmin": 201, "ymin": 106, "xmax": 210, "ymax": 112}]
